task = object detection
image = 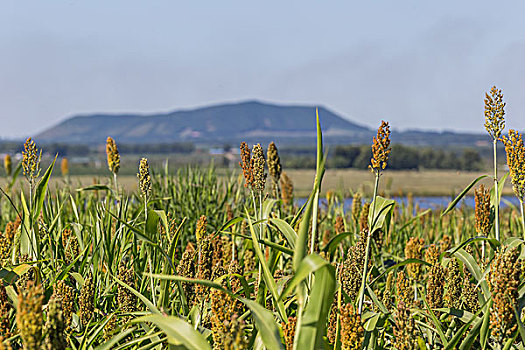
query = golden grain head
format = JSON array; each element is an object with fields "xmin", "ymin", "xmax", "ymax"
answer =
[
  {"xmin": 22, "ymin": 137, "xmax": 42, "ymax": 182},
  {"xmin": 3, "ymin": 154, "xmax": 11, "ymax": 177},
  {"xmin": 405, "ymin": 237, "xmax": 425, "ymax": 280},
  {"xmin": 137, "ymin": 158, "xmax": 151, "ymax": 198},
  {"xmin": 444, "ymin": 258, "xmax": 462, "ymax": 309},
  {"xmin": 369, "ymin": 121, "xmax": 391, "ymax": 172},
  {"xmin": 501, "ymin": 130, "xmax": 525, "ymax": 200},
  {"xmin": 488, "ymin": 247, "xmax": 521, "ymax": 339},
  {"xmin": 340, "ymin": 303, "xmax": 364, "ymax": 350},
  {"xmin": 280, "ymin": 171, "xmax": 294, "ymax": 206},
  {"xmin": 44, "ymin": 296, "xmax": 67, "ymax": 350},
  {"xmin": 52, "ymin": 280, "xmax": 75, "ymax": 328},
  {"xmin": 16, "ymin": 281, "xmax": 44, "ymax": 350},
  {"xmin": 474, "ymin": 184, "xmax": 492, "ymax": 235},
  {"xmin": 250, "ymin": 143, "xmax": 267, "ymax": 193},
  {"xmin": 266, "ymin": 141, "xmax": 282, "ymax": 181},
  {"xmin": 484, "ymin": 85, "xmax": 505, "ymax": 140},
  {"xmin": 281, "ymin": 316, "xmax": 297, "ymax": 350},
  {"xmin": 359, "ymin": 202, "xmax": 370, "ymax": 233},
  {"xmin": 196, "ymin": 215, "xmax": 207, "ymax": 242},
  {"xmin": 60, "ymin": 157, "xmax": 69, "ymax": 177},
  {"xmin": 351, "ymin": 192, "xmax": 362, "ymax": 220},
  {"xmin": 106, "ymin": 136, "xmax": 120, "ymax": 175},
  {"xmin": 239, "ymin": 142, "xmax": 253, "ymax": 188},
  {"xmin": 79, "ymin": 274, "xmax": 95, "ymax": 327}
]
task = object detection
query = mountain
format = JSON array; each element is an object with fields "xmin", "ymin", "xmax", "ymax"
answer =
[{"xmin": 35, "ymin": 100, "xmax": 489, "ymax": 147}]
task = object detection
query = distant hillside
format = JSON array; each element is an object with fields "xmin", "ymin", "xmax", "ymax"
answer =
[{"xmin": 35, "ymin": 100, "xmax": 489, "ymax": 147}]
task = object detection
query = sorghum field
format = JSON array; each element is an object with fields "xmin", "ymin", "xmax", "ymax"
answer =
[{"xmin": 1, "ymin": 86, "xmax": 525, "ymax": 350}]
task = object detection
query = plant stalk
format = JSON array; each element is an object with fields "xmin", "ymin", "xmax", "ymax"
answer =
[
  {"xmin": 357, "ymin": 171, "xmax": 380, "ymax": 314},
  {"xmin": 493, "ymin": 139, "xmax": 500, "ymax": 241},
  {"xmin": 520, "ymin": 199, "xmax": 525, "ymax": 237}
]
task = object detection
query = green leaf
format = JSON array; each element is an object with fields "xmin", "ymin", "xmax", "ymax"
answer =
[
  {"xmin": 270, "ymin": 218, "xmax": 297, "ymax": 249},
  {"xmin": 132, "ymin": 315, "xmax": 211, "ymax": 350},
  {"xmin": 367, "ymin": 196, "xmax": 395, "ymax": 234},
  {"xmin": 241, "ymin": 298, "xmax": 284, "ymax": 350},
  {"xmin": 33, "ymin": 155, "xmax": 57, "ymax": 221},
  {"xmin": 441, "ymin": 175, "xmax": 490, "ymax": 216},
  {"xmin": 322, "ymin": 232, "xmax": 352, "ymax": 255},
  {"xmin": 8, "ymin": 161, "xmax": 22, "ymax": 189},
  {"xmin": 294, "ymin": 264, "xmax": 336, "ymax": 349},
  {"xmin": 423, "ymin": 299, "xmax": 448, "ymax": 346},
  {"xmin": 144, "ymin": 273, "xmax": 283, "ymax": 349},
  {"xmin": 94, "ymin": 328, "xmax": 136, "ymax": 350},
  {"xmin": 245, "ymin": 211, "xmax": 287, "ymax": 321},
  {"xmin": 145, "ymin": 208, "xmax": 160, "ymax": 237},
  {"xmin": 279, "ymin": 254, "xmax": 330, "ymax": 301},
  {"xmin": 76, "ymin": 184, "xmax": 112, "ymax": 192},
  {"xmin": 480, "ymin": 300, "xmax": 492, "ymax": 349},
  {"xmin": 452, "ymin": 248, "xmax": 489, "ymax": 303},
  {"xmin": 293, "ymin": 155, "xmax": 326, "ymax": 271}
]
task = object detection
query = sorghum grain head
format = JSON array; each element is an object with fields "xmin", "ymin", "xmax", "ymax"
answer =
[
  {"xmin": 251, "ymin": 143, "xmax": 267, "ymax": 193},
  {"xmin": 0, "ymin": 285, "xmax": 11, "ymax": 338},
  {"xmin": 44, "ymin": 297, "xmax": 67, "ymax": 350},
  {"xmin": 488, "ymin": 247, "xmax": 521, "ymax": 340},
  {"xmin": 340, "ymin": 303, "xmax": 364, "ymax": 350},
  {"xmin": 267, "ymin": 141, "xmax": 282, "ymax": 181},
  {"xmin": 239, "ymin": 142, "xmax": 253, "ymax": 188},
  {"xmin": 369, "ymin": 121, "xmax": 391, "ymax": 173},
  {"xmin": 501, "ymin": 130, "xmax": 525, "ymax": 200},
  {"xmin": 22, "ymin": 137, "xmax": 41, "ymax": 183},
  {"xmin": 474, "ymin": 184, "xmax": 492, "ymax": 235},
  {"xmin": 393, "ymin": 301, "xmax": 417, "ymax": 350},
  {"xmin": 106, "ymin": 137, "xmax": 120, "ymax": 175},
  {"xmin": 60, "ymin": 158, "xmax": 69, "ymax": 177},
  {"xmin": 280, "ymin": 172, "xmax": 294, "ymax": 206},
  {"xmin": 444, "ymin": 259, "xmax": 462, "ymax": 309},
  {"xmin": 79, "ymin": 273, "xmax": 95, "ymax": 327},
  {"xmin": 3, "ymin": 154, "xmax": 11, "ymax": 177},
  {"xmin": 351, "ymin": 192, "xmax": 362, "ymax": 221},
  {"xmin": 484, "ymin": 86, "xmax": 505, "ymax": 140},
  {"xmin": 359, "ymin": 203, "xmax": 370, "ymax": 233},
  {"xmin": 396, "ymin": 271, "xmax": 413, "ymax": 307},
  {"xmin": 137, "ymin": 158, "xmax": 151, "ymax": 199},
  {"xmin": 282, "ymin": 316, "xmax": 297, "ymax": 350},
  {"xmin": 196, "ymin": 215, "xmax": 207, "ymax": 243},
  {"xmin": 335, "ymin": 215, "xmax": 345, "ymax": 235},
  {"xmin": 16, "ymin": 281, "xmax": 44, "ymax": 350},
  {"xmin": 52, "ymin": 280, "xmax": 75, "ymax": 328},
  {"xmin": 404, "ymin": 237, "xmax": 425, "ymax": 280}
]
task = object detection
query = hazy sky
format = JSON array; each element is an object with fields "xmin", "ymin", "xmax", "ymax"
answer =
[{"xmin": 1, "ymin": 1, "xmax": 525, "ymax": 138}]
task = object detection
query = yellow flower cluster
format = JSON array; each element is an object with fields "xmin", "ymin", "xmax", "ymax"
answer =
[
  {"xmin": 137, "ymin": 158, "xmax": 151, "ymax": 198},
  {"xmin": 370, "ymin": 121, "xmax": 391, "ymax": 172},
  {"xmin": 501, "ymin": 130, "xmax": 525, "ymax": 200},
  {"xmin": 22, "ymin": 137, "xmax": 41, "ymax": 182},
  {"xmin": 106, "ymin": 137, "xmax": 120, "ymax": 175},
  {"xmin": 484, "ymin": 86, "xmax": 505, "ymax": 140}
]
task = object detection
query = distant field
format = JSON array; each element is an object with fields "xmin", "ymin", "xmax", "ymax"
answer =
[{"xmin": 8, "ymin": 168, "xmax": 511, "ymax": 197}]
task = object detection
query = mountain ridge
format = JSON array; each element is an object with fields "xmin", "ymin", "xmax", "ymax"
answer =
[{"xmin": 35, "ymin": 100, "xmax": 489, "ymax": 147}]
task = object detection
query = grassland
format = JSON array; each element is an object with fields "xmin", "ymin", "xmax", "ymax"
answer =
[{"xmin": 14, "ymin": 168, "xmax": 513, "ymax": 198}]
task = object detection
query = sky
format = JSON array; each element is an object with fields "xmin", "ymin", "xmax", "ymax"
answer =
[{"xmin": 1, "ymin": 1, "xmax": 525, "ymax": 138}]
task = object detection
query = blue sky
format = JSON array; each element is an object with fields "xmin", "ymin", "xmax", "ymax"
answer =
[{"xmin": 1, "ymin": 1, "xmax": 525, "ymax": 138}]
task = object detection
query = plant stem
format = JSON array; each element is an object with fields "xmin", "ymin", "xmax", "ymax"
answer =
[
  {"xmin": 493, "ymin": 139, "xmax": 500, "ymax": 241},
  {"xmin": 310, "ymin": 189, "xmax": 319, "ymax": 254},
  {"xmin": 358, "ymin": 171, "xmax": 380, "ymax": 314},
  {"xmin": 520, "ymin": 199, "xmax": 525, "ymax": 237}
]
